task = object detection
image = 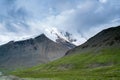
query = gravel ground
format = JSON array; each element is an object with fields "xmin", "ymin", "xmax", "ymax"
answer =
[
  {"xmin": 0, "ymin": 75, "xmax": 24, "ymax": 80},
  {"xmin": 0, "ymin": 76, "xmax": 53, "ymax": 80}
]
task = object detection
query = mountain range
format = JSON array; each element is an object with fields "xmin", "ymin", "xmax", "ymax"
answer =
[
  {"xmin": 11, "ymin": 26, "xmax": 120, "ymax": 80},
  {"xmin": 0, "ymin": 34, "xmax": 75, "ymax": 70}
]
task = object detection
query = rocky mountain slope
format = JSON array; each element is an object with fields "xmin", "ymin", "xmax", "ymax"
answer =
[
  {"xmin": 0, "ymin": 34, "xmax": 74, "ymax": 70},
  {"xmin": 66, "ymin": 26, "xmax": 120, "ymax": 55},
  {"xmin": 56, "ymin": 35, "xmax": 76, "ymax": 49}
]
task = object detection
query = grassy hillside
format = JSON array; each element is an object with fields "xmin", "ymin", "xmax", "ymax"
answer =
[{"xmin": 11, "ymin": 46, "xmax": 120, "ymax": 80}]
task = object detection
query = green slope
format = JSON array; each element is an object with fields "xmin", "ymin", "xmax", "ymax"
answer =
[{"xmin": 11, "ymin": 47, "xmax": 120, "ymax": 80}]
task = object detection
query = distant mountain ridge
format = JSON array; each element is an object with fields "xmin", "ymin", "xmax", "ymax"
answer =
[
  {"xmin": 66, "ymin": 26, "xmax": 120, "ymax": 55},
  {"xmin": 0, "ymin": 34, "xmax": 74, "ymax": 70}
]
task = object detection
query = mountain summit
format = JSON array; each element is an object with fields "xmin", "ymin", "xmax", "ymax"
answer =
[{"xmin": 0, "ymin": 34, "xmax": 73, "ymax": 69}]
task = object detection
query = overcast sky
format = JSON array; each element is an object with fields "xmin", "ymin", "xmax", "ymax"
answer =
[{"xmin": 0, "ymin": 0, "xmax": 120, "ymax": 45}]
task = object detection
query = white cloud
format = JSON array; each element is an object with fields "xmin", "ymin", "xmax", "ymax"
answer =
[{"xmin": 99, "ymin": 0, "xmax": 107, "ymax": 3}]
